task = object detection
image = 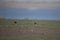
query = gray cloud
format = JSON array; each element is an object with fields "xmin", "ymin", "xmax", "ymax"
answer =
[
  {"xmin": 0, "ymin": 0, "xmax": 60, "ymax": 8},
  {"xmin": 0, "ymin": 0, "xmax": 60, "ymax": 2}
]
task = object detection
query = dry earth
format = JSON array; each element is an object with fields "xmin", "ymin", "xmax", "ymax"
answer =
[{"xmin": 0, "ymin": 25, "xmax": 60, "ymax": 40}]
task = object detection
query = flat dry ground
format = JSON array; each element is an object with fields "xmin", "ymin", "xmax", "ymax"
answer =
[{"xmin": 0, "ymin": 25, "xmax": 60, "ymax": 40}]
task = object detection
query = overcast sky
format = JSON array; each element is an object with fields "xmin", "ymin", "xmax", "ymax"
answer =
[
  {"xmin": 0, "ymin": 0, "xmax": 60, "ymax": 8},
  {"xmin": 0, "ymin": 0, "xmax": 60, "ymax": 20},
  {"xmin": 0, "ymin": 0, "xmax": 60, "ymax": 2}
]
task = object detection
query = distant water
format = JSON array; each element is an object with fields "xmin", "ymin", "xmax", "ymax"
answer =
[{"xmin": 0, "ymin": 8, "xmax": 60, "ymax": 20}]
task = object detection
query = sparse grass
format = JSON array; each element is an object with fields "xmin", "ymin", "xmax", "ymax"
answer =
[
  {"xmin": 1, "ymin": 34, "xmax": 60, "ymax": 40},
  {"xmin": 0, "ymin": 18, "xmax": 60, "ymax": 40},
  {"xmin": 0, "ymin": 18, "xmax": 60, "ymax": 28}
]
